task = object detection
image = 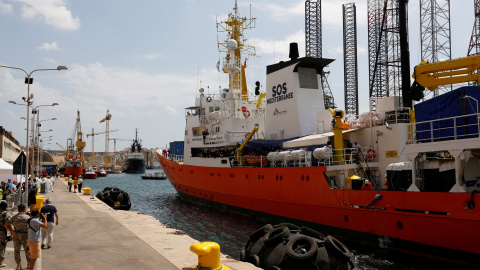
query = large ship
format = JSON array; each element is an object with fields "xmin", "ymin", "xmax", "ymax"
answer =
[
  {"xmin": 157, "ymin": 1, "xmax": 480, "ymax": 265},
  {"xmin": 124, "ymin": 129, "xmax": 145, "ymax": 173},
  {"xmin": 63, "ymin": 110, "xmax": 85, "ymax": 179}
]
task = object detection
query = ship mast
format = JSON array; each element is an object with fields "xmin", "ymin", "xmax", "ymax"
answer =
[{"xmin": 217, "ymin": 0, "xmax": 256, "ymax": 101}]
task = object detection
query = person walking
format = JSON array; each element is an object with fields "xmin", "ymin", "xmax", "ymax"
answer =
[
  {"xmin": 0, "ymin": 201, "xmax": 13, "ymax": 268},
  {"xmin": 27, "ymin": 209, "xmax": 47, "ymax": 270},
  {"xmin": 68, "ymin": 176, "xmax": 73, "ymax": 192},
  {"xmin": 77, "ymin": 177, "xmax": 83, "ymax": 194},
  {"xmin": 7, "ymin": 204, "xmax": 31, "ymax": 270},
  {"xmin": 73, "ymin": 177, "xmax": 78, "ymax": 193},
  {"xmin": 40, "ymin": 198, "xmax": 58, "ymax": 249},
  {"xmin": 28, "ymin": 185, "xmax": 37, "ymax": 213}
]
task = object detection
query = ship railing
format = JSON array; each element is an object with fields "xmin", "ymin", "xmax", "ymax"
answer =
[
  {"xmin": 317, "ymin": 147, "xmax": 378, "ymax": 166},
  {"xmin": 168, "ymin": 154, "xmax": 184, "ymax": 163},
  {"xmin": 407, "ymin": 113, "xmax": 480, "ymax": 144}
]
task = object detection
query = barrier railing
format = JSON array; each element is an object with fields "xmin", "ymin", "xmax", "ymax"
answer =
[{"xmin": 407, "ymin": 113, "xmax": 480, "ymax": 144}]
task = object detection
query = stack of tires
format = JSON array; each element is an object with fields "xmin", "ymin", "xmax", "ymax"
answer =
[
  {"xmin": 96, "ymin": 187, "xmax": 132, "ymax": 210},
  {"xmin": 240, "ymin": 223, "xmax": 356, "ymax": 270}
]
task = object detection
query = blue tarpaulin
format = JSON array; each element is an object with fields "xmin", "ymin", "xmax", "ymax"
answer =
[
  {"xmin": 245, "ymin": 138, "xmax": 299, "ymax": 149},
  {"xmin": 170, "ymin": 141, "xmax": 184, "ymax": 156},
  {"xmin": 414, "ymin": 86, "xmax": 480, "ymax": 142}
]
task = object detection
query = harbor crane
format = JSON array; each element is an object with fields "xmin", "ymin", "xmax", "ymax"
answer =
[
  {"xmin": 86, "ymin": 128, "xmax": 118, "ymax": 165},
  {"xmin": 109, "ymin": 138, "xmax": 131, "ymax": 167},
  {"xmin": 99, "ymin": 109, "xmax": 113, "ymax": 167}
]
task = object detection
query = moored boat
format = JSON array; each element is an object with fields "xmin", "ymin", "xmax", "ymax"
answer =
[
  {"xmin": 84, "ymin": 168, "xmax": 97, "ymax": 179},
  {"xmin": 140, "ymin": 171, "xmax": 167, "ymax": 180},
  {"xmin": 98, "ymin": 169, "xmax": 107, "ymax": 177},
  {"xmin": 124, "ymin": 129, "xmax": 146, "ymax": 174},
  {"xmin": 157, "ymin": 1, "xmax": 480, "ymax": 266}
]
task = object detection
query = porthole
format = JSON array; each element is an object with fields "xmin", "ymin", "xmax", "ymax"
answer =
[{"xmin": 397, "ymin": 221, "xmax": 403, "ymax": 230}]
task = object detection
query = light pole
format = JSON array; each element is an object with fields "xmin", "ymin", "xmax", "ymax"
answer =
[
  {"xmin": 11, "ymin": 102, "xmax": 59, "ymax": 176},
  {"xmin": 36, "ymin": 117, "xmax": 56, "ymax": 175},
  {"xmin": 2, "ymin": 64, "xmax": 67, "ymax": 205}
]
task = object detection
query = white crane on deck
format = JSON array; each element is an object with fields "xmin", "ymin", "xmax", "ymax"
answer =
[{"xmin": 86, "ymin": 128, "xmax": 118, "ymax": 165}]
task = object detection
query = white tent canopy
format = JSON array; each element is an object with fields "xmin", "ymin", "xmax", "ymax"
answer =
[
  {"xmin": 0, "ymin": 158, "xmax": 14, "ymax": 183},
  {"xmin": 0, "ymin": 158, "xmax": 25, "ymax": 183}
]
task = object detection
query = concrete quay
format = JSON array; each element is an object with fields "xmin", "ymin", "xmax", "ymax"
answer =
[{"xmin": 2, "ymin": 178, "xmax": 260, "ymax": 270}]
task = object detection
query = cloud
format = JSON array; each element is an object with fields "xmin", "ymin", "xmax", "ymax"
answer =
[
  {"xmin": 45, "ymin": 57, "xmax": 56, "ymax": 64},
  {"xmin": 37, "ymin": 41, "xmax": 59, "ymax": 51},
  {"xmin": 18, "ymin": 0, "xmax": 80, "ymax": 31},
  {"xmin": 250, "ymin": 30, "xmax": 306, "ymax": 60},
  {"xmin": 0, "ymin": 1, "xmax": 12, "ymax": 13}
]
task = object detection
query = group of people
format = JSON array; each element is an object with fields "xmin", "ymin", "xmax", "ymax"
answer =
[
  {"xmin": 0, "ymin": 196, "xmax": 58, "ymax": 270},
  {"xmin": 66, "ymin": 176, "xmax": 83, "ymax": 193}
]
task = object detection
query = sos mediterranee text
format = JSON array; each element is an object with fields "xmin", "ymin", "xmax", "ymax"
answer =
[{"xmin": 267, "ymin": 83, "xmax": 293, "ymax": 104}]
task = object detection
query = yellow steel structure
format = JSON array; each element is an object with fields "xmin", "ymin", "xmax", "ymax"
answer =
[
  {"xmin": 86, "ymin": 128, "xmax": 118, "ymax": 165},
  {"xmin": 329, "ymin": 108, "xmax": 345, "ymax": 165},
  {"xmin": 217, "ymin": 0, "xmax": 256, "ymax": 100},
  {"xmin": 412, "ymin": 55, "xmax": 480, "ymax": 91},
  {"xmin": 99, "ymin": 109, "xmax": 112, "ymax": 167},
  {"xmin": 236, "ymin": 126, "xmax": 259, "ymax": 165},
  {"xmin": 74, "ymin": 110, "xmax": 86, "ymax": 167}
]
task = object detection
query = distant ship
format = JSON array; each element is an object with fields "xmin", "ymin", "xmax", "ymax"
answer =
[{"xmin": 124, "ymin": 129, "xmax": 146, "ymax": 173}]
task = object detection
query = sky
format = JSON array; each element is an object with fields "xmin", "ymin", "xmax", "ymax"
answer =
[{"xmin": 0, "ymin": 0, "xmax": 473, "ymax": 152}]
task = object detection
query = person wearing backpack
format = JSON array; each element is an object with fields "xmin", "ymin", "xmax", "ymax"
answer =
[
  {"xmin": 7, "ymin": 204, "xmax": 30, "ymax": 270},
  {"xmin": 0, "ymin": 201, "xmax": 14, "ymax": 268},
  {"xmin": 27, "ymin": 209, "xmax": 47, "ymax": 270}
]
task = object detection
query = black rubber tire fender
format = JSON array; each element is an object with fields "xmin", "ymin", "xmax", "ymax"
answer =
[
  {"xmin": 249, "ymin": 224, "xmax": 273, "ymax": 241},
  {"xmin": 96, "ymin": 191, "xmax": 104, "ymax": 200},
  {"xmin": 262, "ymin": 242, "xmax": 287, "ymax": 269},
  {"xmin": 324, "ymin": 235, "xmax": 352, "ymax": 259},
  {"xmin": 276, "ymin": 223, "xmax": 300, "ymax": 231},
  {"xmin": 240, "ymin": 249, "xmax": 246, "ymax": 261},
  {"xmin": 299, "ymin": 226, "xmax": 325, "ymax": 241},
  {"xmin": 117, "ymin": 192, "xmax": 124, "ymax": 202},
  {"xmin": 101, "ymin": 191, "xmax": 110, "ymax": 200},
  {"xmin": 263, "ymin": 226, "xmax": 290, "ymax": 247},
  {"xmin": 285, "ymin": 235, "xmax": 318, "ymax": 260},
  {"xmin": 248, "ymin": 254, "xmax": 260, "ymax": 267}
]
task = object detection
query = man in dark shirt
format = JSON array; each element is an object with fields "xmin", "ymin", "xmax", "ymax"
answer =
[
  {"xmin": 28, "ymin": 184, "xmax": 37, "ymax": 213},
  {"xmin": 40, "ymin": 198, "xmax": 58, "ymax": 249}
]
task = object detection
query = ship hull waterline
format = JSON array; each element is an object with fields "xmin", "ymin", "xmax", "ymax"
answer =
[
  {"xmin": 124, "ymin": 158, "xmax": 146, "ymax": 174},
  {"xmin": 157, "ymin": 153, "xmax": 480, "ymax": 265}
]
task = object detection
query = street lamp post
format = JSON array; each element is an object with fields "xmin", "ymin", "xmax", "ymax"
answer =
[
  {"xmin": 2, "ymin": 65, "xmax": 67, "ymax": 205},
  {"xmin": 35, "ymin": 117, "xmax": 56, "ymax": 175}
]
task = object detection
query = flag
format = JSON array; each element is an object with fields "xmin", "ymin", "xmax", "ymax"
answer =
[{"xmin": 216, "ymin": 59, "xmax": 220, "ymax": 72}]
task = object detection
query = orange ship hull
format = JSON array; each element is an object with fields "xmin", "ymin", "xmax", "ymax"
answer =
[{"xmin": 158, "ymin": 153, "xmax": 480, "ymax": 263}]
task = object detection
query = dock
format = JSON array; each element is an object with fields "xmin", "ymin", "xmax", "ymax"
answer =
[{"xmin": 3, "ymin": 178, "xmax": 260, "ymax": 270}]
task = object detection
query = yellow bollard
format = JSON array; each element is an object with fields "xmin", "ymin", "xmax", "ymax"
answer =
[
  {"xmin": 190, "ymin": 242, "xmax": 231, "ymax": 270},
  {"xmin": 82, "ymin": 187, "xmax": 91, "ymax": 195}
]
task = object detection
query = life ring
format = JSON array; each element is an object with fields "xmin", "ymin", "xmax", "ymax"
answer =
[
  {"xmin": 206, "ymin": 96, "xmax": 212, "ymax": 102},
  {"xmin": 366, "ymin": 148, "xmax": 376, "ymax": 160},
  {"xmin": 243, "ymin": 110, "xmax": 250, "ymax": 118}
]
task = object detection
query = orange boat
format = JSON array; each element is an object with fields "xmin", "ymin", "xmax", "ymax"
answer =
[{"xmin": 158, "ymin": 1, "xmax": 480, "ymax": 266}]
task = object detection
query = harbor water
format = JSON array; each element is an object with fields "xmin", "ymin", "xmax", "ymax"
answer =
[{"xmin": 83, "ymin": 170, "xmax": 466, "ymax": 270}]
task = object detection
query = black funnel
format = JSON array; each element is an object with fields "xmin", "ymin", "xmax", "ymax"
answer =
[{"xmin": 289, "ymin": 43, "xmax": 299, "ymax": 61}]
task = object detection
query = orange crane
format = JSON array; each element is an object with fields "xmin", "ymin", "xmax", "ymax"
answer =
[
  {"xmin": 99, "ymin": 109, "xmax": 113, "ymax": 167},
  {"xmin": 86, "ymin": 128, "xmax": 118, "ymax": 165}
]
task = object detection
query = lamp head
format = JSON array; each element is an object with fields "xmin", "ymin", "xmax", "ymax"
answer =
[
  {"xmin": 52, "ymin": 118, "xmax": 57, "ymax": 120},
  {"xmin": 56, "ymin": 66, "xmax": 68, "ymax": 71},
  {"xmin": 8, "ymin": 101, "xmax": 16, "ymax": 104},
  {"xmin": 52, "ymin": 103, "xmax": 59, "ymax": 106}
]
